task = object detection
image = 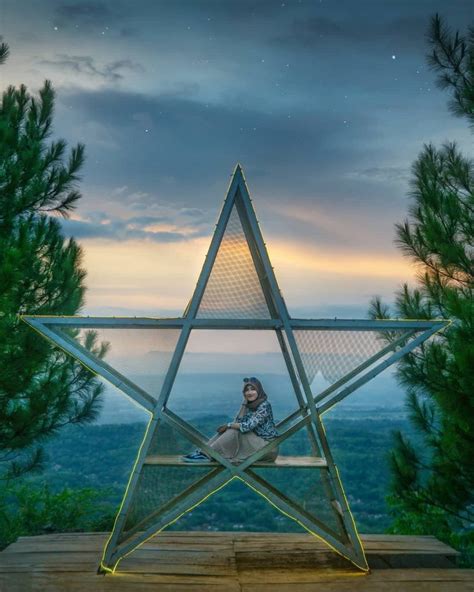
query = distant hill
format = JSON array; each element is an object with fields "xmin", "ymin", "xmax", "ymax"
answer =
[{"xmin": 96, "ymin": 371, "xmax": 406, "ymax": 424}]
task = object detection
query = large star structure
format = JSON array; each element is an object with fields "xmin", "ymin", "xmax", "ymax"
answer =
[{"xmin": 22, "ymin": 165, "xmax": 448, "ymax": 573}]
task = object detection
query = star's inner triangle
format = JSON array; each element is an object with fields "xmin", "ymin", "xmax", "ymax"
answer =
[{"xmin": 196, "ymin": 204, "xmax": 271, "ymax": 319}]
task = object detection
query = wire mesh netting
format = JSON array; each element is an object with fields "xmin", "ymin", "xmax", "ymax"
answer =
[
  {"xmin": 55, "ymin": 326, "xmax": 181, "ymax": 403},
  {"xmin": 293, "ymin": 329, "xmax": 413, "ymax": 385},
  {"xmin": 166, "ymin": 329, "xmax": 301, "ymax": 433},
  {"xmin": 251, "ymin": 464, "xmax": 345, "ymax": 539},
  {"xmin": 120, "ymin": 418, "xmax": 344, "ymax": 541},
  {"xmin": 119, "ymin": 420, "xmax": 218, "ymax": 543},
  {"xmin": 250, "ymin": 422, "xmax": 345, "ymax": 539},
  {"xmin": 196, "ymin": 205, "xmax": 271, "ymax": 319},
  {"xmin": 166, "ymin": 475, "xmax": 344, "ymax": 537},
  {"xmin": 276, "ymin": 422, "xmax": 321, "ymax": 457}
]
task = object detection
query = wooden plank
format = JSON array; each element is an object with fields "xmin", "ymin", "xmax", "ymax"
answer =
[
  {"xmin": 3, "ymin": 568, "xmax": 471, "ymax": 592},
  {"xmin": 1, "ymin": 531, "xmax": 471, "ymax": 592},
  {"xmin": 233, "ymin": 540, "xmax": 457, "ymax": 555},
  {"xmin": 0, "ymin": 549, "xmax": 236, "ymax": 570},
  {"xmin": 233, "ymin": 543, "xmax": 457, "ymax": 556},
  {"xmin": 3, "ymin": 533, "xmax": 233, "ymax": 551},
  {"xmin": 144, "ymin": 455, "xmax": 328, "ymax": 467},
  {"xmin": 242, "ymin": 579, "xmax": 474, "ymax": 591},
  {"xmin": 0, "ymin": 562, "xmax": 235, "ymax": 577},
  {"xmin": 239, "ymin": 568, "xmax": 474, "ymax": 592},
  {"xmin": 3, "ymin": 532, "xmax": 458, "ymax": 556},
  {"xmin": 233, "ymin": 551, "xmax": 457, "ymax": 570},
  {"xmin": 2, "ymin": 540, "xmax": 234, "ymax": 554},
  {"xmin": 239, "ymin": 568, "xmax": 474, "ymax": 583},
  {"xmin": 0, "ymin": 573, "xmax": 241, "ymax": 592}
]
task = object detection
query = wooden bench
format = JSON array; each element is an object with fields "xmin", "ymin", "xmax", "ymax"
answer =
[{"xmin": 144, "ymin": 455, "xmax": 328, "ymax": 468}]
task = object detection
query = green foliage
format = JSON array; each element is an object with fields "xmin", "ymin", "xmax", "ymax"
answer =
[
  {"xmin": 0, "ymin": 414, "xmax": 417, "ymax": 548},
  {"xmin": 0, "ymin": 39, "xmax": 8, "ymax": 66},
  {"xmin": 0, "ymin": 44, "xmax": 106, "ymax": 479},
  {"xmin": 19, "ymin": 416, "xmax": 410, "ymax": 536},
  {"xmin": 0, "ymin": 483, "xmax": 115, "ymax": 549},
  {"xmin": 386, "ymin": 495, "xmax": 474, "ymax": 568},
  {"xmin": 427, "ymin": 14, "xmax": 474, "ymax": 129},
  {"xmin": 369, "ymin": 14, "xmax": 474, "ymax": 567}
]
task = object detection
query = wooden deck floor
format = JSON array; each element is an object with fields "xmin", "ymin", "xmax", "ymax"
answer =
[{"xmin": 0, "ymin": 531, "xmax": 472, "ymax": 591}]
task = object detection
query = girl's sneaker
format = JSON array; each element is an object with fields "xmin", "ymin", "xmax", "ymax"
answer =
[{"xmin": 182, "ymin": 451, "xmax": 210, "ymax": 463}]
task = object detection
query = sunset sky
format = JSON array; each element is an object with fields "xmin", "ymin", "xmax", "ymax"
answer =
[{"xmin": 2, "ymin": 0, "xmax": 472, "ymax": 319}]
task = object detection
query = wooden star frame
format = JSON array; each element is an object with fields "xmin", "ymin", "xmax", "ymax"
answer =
[{"xmin": 22, "ymin": 165, "xmax": 448, "ymax": 574}]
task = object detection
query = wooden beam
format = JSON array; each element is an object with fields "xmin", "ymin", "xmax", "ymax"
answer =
[{"xmin": 143, "ymin": 455, "xmax": 328, "ymax": 468}]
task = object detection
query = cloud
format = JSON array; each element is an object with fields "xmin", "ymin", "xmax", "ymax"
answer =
[
  {"xmin": 54, "ymin": 1, "xmax": 116, "ymax": 28},
  {"xmin": 56, "ymin": 86, "xmax": 384, "ymax": 211},
  {"xmin": 39, "ymin": 55, "xmax": 144, "ymax": 82},
  {"xmin": 53, "ymin": 1, "xmax": 143, "ymax": 38},
  {"xmin": 59, "ymin": 210, "xmax": 207, "ymax": 243},
  {"xmin": 104, "ymin": 185, "xmax": 210, "ymax": 219},
  {"xmin": 345, "ymin": 166, "xmax": 411, "ymax": 183},
  {"xmin": 272, "ymin": 13, "xmax": 443, "ymax": 53},
  {"xmin": 125, "ymin": 215, "xmax": 168, "ymax": 226}
]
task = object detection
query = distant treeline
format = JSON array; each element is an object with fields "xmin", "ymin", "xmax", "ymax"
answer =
[{"xmin": 21, "ymin": 412, "xmax": 414, "ymax": 535}]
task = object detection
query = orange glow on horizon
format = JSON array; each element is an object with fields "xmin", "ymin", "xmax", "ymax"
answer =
[
  {"xmin": 80, "ymin": 235, "xmax": 415, "ymax": 313},
  {"xmin": 270, "ymin": 239, "xmax": 412, "ymax": 278}
]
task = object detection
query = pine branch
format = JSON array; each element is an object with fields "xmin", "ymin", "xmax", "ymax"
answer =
[{"xmin": 0, "ymin": 40, "xmax": 9, "ymax": 65}]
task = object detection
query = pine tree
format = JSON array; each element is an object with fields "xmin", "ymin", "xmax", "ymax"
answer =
[
  {"xmin": 370, "ymin": 15, "xmax": 474, "ymax": 564},
  {"xmin": 0, "ymin": 43, "xmax": 108, "ymax": 478}
]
